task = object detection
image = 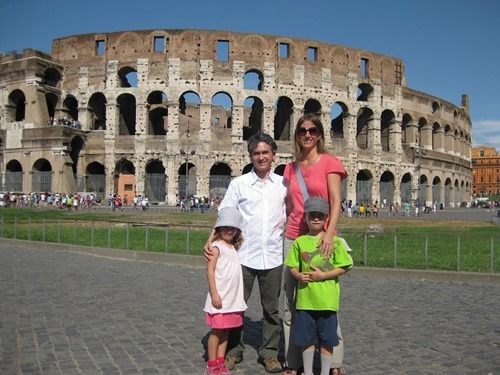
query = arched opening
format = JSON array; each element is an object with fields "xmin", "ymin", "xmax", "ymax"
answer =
[
  {"xmin": 145, "ymin": 160, "xmax": 166, "ymax": 202},
  {"xmin": 88, "ymin": 93, "xmax": 107, "ymax": 130},
  {"xmin": 419, "ymin": 174, "xmax": 428, "ymax": 204},
  {"xmin": 243, "ymin": 70, "xmax": 263, "ymax": 90},
  {"xmin": 444, "ymin": 178, "xmax": 452, "ymax": 207},
  {"xmin": 178, "ymin": 161, "xmax": 197, "ymax": 199},
  {"xmin": 400, "ymin": 173, "xmax": 412, "ymax": 204},
  {"xmin": 357, "ymin": 83, "xmax": 373, "ymax": 101},
  {"xmin": 330, "ymin": 102, "xmax": 347, "ymax": 139},
  {"xmin": 117, "ymin": 93, "xmax": 136, "ymax": 135},
  {"xmin": 147, "ymin": 91, "xmax": 168, "ymax": 135},
  {"xmin": 86, "ymin": 162, "xmax": 106, "ymax": 193},
  {"xmin": 8, "ymin": 89, "xmax": 26, "ymax": 122},
  {"xmin": 401, "ymin": 113, "xmax": 412, "ymax": 144},
  {"xmin": 274, "ymin": 96, "xmax": 293, "ymax": 140},
  {"xmin": 70, "ymin": 136, "xmax": 85, "ymax": 190},
  {"xmin": 209, "ymin": 162, "xmax": 231, "ymax": 198},
  {"xmin": 211, "ymin": 92, "xmax": 233, "ymax": 128},
  {"xmin": 44, "ymin": 68, "xmax": 62, "ymax": 88},
  {"xmin": 118, "ymin": 67, "xmax": 138, "ymax": 88},
  {"xmin": 304, "ymin": 98, "xmax": 321, "ymax": 116},
  {"xmin": 243, "ymin": 96, "xmax": 263, "ymax": 140},
  {"xmin": 32, "ymin": 159, "xmax": 52, "ymax": 192},
  {"xmin": 63, "ymin": 95, "xmax": 79, "ymax": 123},
  {"xmin": 381, "ymin": 110, "xmax": 396, "ymax": 152},
  {"xmin": 179, "ymin": 91, "xmax": 201, "ymax": 135},
  {"xmin": 45, "ymin": 92, "xmax": 58, "ymax": 120},
  {"xmin": 356, "ymin": 169, "xmax": 373, "ymax": 205},
  {"xmin": 380, "ymin": 171, "xmax": 395, "ymax": 205},
  {"xmin": 115, "ymin": 160, "xmax": 135, "ymax": 199},
  {"xmin": 356, "ymin": 107, "xmax": 373, "ymax": 150},
  {"xmin": 432, "ymin": 176, "xmax": 441, "ymax": 204},
  {"xmin": 5, "ymin": 160, "xmax": 23, "ymax": 192}
]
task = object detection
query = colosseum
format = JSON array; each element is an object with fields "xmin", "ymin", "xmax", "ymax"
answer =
[{"xmin": 0, "ymin": 29, "xmax": 473, "ymax": 207}]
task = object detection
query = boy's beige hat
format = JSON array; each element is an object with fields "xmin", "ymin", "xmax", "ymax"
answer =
[{"xmin": 304, "ymin": 196, "xmax": 329, "ymax": 215}]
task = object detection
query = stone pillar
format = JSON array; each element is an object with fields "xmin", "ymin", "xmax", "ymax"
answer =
[
  {"xmin": 345, "ymin": 114, "xmax": 358, "ymax": 158},
  {"xmin": 136, "ymin": 103, "xmax": 149, "ymax": 135},
  {"xmin": 231, "ymin": 104, "xmax": 244, "ymax": 144},
  {"xmin": 106, "ymin": 61, "xmax": 119, "ymax": 88},
  {"xmin": 420, "ymin": 125, "xmax": 432, "ymax": 150},
  {"xmin": 262, "ymin": 105, "xmax": 275, "ymax": 135},
  {"xmin": 390, "ymin": 119, "xmax": 403, "ymax": 154},
  {"xmin": 166, "ymin": 100, "xmax": 180, "ymax": 140},
  {"xmin": 434, "ymin": 127, "xmax": 445, "ymax": 152},
  {"xmin": 368, "ymin": 115, "xmax": 381, "ymax": 157},
  {"xmin": 137, "ymin": 58, "xmax": 148, "ymax": 87},
  {"xmin": 321, "ymin": 108, "xmax": 332, "ymax": 150},
  {"xmin": 199, "ymin": 103, "xmax": 212, "ymax": 153}
]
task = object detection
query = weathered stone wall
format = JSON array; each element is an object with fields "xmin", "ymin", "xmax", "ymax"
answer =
[{"xmin": 0, "ymin": 29, "xmax": 473, "ymax": 206}]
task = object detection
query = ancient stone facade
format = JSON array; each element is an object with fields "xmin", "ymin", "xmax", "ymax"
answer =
[{"xmin": 0, "ymin": 29, "xmax": 473, "ymax": 206}]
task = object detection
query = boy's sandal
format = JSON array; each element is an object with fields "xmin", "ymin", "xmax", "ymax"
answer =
[
  {"xmin": 282, "ymin": 369, "xmax": 298, "ymax": 375},
  {"xmin": 332, "ymin": 368, "xmax": 346, "ymax": 375}
]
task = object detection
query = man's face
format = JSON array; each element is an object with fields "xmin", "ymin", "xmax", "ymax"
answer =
[{"xmin": 251, "ymin": 141, "xmax": 275, "ymax": 176}]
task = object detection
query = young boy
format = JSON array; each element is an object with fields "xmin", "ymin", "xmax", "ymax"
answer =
[{"xmin": 284, "ymin": 197, "xmax": 353, "ymax": 375}]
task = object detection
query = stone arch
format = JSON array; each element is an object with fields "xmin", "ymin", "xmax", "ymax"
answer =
[
  {"xmin": 45, "ymin": 92, "xmax": 58, "ymax": 121},
  {"xmin": 380, "ymin": 170, "xmax": 395, "ymax": 205},
  {"xmin": 357, "ymin": 83, "xmax": 374, "ymax": 102},
  {"xmin": 180, "ymin": 91, "xmax": 201, "ymax": 134},
  {"xmin": 118, "ymin": 66, "xmax": 138, "ymax": 88},
  {"xmin": 304, "ymin": 98, "xmax": 321, "ymax": 116},
  {"xmin": 145, "ymin": 159, "xmax": 166, "ymax": 202},
  {"xmin": 8, "ymin": 89, "xmax": 26, "ymax": 122},
  {"xmin": 147, "ymin": 91, "xmax": 168, "ymax": 135},
  {"xmin": 178, "ymin": 160, "xmax": 197, "ymax": 198},
  {"xmin": 243, "ymin": 96, "xmax": 264, "ymax": 140},
  {"xmin": 419, "ymin": 174, "xmax": 429, "ymax": 204},
  {"xmin": 88, "ymin": 92, "xmax": 107, "ymax": 130},
  {"xmin": 274, "ymin": 96, "xmax": 293, "ymax": 141},
  {"xmin": 356, "ymin": 107, "xmax": 374, "ymax": 149},
  {"xmin": 115, "ymin": 159, "xmax": 135, "ymax": 198},
  {"xmin": 330, "ymin": 102, "xmax": 348, "ymax": 139},
  {"xmin": 356, "ymin": 169, "xmax": 373, "ymax": 204},
  {"xmin": 381, "ymin": 109, "xmax": 396, "ymax": 152},
  {"xmin": 400, "ymin": 172, "xmax": 412, "ymax": 204},
  {"xmin": 32, "ymin": 158, "xmax": 52, "ymax": 192},
  {"xmin": 211, "ymin": 92, "xmax": 233, "ymax": 128},
  {"xmin": 401, "ymin": 113, "xmax": 412, "ymax": 144},
  {"xmin": 432, "ymin": 122, "xmax": 441, "ymax": 150},
  {"xmin": 44, "ymin": 67, "xmax": 62, "ymax": 88},
  {"xmin": 86, "ymin": 161, "xmax": 106, "ymax": 193},
  {"xmin": 444, "ymin": 177, "xmax": 452, "ymax": 207},
  {"xmin": 117, "ymin": 93, "xmax": 137, "ymax": 135},
  {"xmin": 244, "ymin": 69, "xmax": 263, "ymax": 90},
  {"xmin": 432, "ymin": 176, "xmax": 441, "ymax": 204},
  {"xmin": 242, "ymin": 163, "xmax": 253, "ymax": 175},
  {"xmin": 70, "ymin": 136, "xmax": 85, "ymax": 190},
  {"xmin": 209, "ymin": 162, "xmax": 231, "ymax": 198},
  {"xmin": 63, "ymin": 95, "xmax": 79, "ymax": 122},
  {"xmin": 5, "ymin": 160, "xmax": 23, "ymax": 192},
  {"xmin": 274, "ymin": 164, "xmax": 286, "ymax": 176}
]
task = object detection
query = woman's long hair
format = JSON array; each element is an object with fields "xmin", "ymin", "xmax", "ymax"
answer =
[{"xmin": 293, "ymin": 113, "xmax": 327, "ymax": 160}]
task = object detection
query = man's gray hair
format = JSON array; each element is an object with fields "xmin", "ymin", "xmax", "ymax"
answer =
[{"xmin": 246, "ymin": 133, "xmax": 278, "ymax": 156}]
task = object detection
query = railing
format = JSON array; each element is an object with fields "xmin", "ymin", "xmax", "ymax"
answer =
[{"xmin": 1, "ymin": 215, "xmax": 498, "ymax": 273}]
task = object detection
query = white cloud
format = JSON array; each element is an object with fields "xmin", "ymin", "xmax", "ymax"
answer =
[{"xmin": 472, "ymin": 119, "xmax": 500, "ymax": 151}]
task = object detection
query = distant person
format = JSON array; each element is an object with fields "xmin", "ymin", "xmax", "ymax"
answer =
[{"xmin": 203, "ymin": 208, "xmax": 247, "ymax": 375}]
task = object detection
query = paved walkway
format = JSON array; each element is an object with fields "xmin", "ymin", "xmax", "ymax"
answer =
[{"xmin": 1, "ymin": 240, "xmax": 499, "ymax": 375}]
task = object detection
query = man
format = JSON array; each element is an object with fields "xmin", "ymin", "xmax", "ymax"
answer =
[{"xmin": 205, "ymin": 133, "xmax": 286, "ymax": 373}]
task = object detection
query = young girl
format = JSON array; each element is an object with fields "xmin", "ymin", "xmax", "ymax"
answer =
[{"xmin": 203, "ymin": 207, "xmax": 247, "ymax": 375}]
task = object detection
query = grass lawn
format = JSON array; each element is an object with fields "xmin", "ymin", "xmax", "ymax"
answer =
[{"xmin": 1, "ymin": 208, "xmax": 499, "ymax": 272}]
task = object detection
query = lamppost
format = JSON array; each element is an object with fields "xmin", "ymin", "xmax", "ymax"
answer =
[{"xmin": 180, "ymin": 124, "xmax": 196, "ymax": 212}]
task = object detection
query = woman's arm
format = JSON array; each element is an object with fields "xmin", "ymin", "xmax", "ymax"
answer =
[{"xmin": 319, "ymin": 173, "xmax": 342, "ymax": 257}]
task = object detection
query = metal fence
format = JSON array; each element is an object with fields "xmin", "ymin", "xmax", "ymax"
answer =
[{"xmin": 0, "ymin": 215, "xmax": 498, "ymax": 273}]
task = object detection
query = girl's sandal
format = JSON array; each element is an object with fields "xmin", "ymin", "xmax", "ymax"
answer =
[
  {"xmin": 332, "ymin": 368, "xmax": 346, "ymax": 375},
  {"xmin": 282, "ymin": 369, "xmax": 298, "ymax": 375}
]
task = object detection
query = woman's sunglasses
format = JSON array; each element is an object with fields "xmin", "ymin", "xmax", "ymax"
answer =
[{"xmin": 297, "ymin": 127, "xmax": 320, "ymax": 136}]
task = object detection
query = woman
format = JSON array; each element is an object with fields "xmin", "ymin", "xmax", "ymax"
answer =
[{"xmin": 283, "ymin": 113, "xmax": 347, "ymax": 375}]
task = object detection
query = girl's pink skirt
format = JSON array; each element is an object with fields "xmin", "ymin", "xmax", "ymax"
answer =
[{"xmin": 206, "ymin": 312, "xmax": 244, "ymax": 329}]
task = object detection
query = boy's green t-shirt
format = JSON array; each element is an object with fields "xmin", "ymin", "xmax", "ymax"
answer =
[{"xmin": 285, "ymin": 235, "xmax": 353, "ymax": 312}]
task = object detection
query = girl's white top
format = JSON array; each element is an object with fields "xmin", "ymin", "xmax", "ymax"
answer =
[{"xmin": 204, "ymin": 240, "xmax": 247, "ymax": 314}]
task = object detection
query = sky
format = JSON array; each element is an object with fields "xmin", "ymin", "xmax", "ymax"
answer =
[{"xmin": 1, "ymin": 0, "xmax": 499, "ymax": 151}]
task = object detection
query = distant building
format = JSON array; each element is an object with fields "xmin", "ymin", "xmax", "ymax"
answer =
[{"xmin": 472, "ymin": 146, "xmax": 500, "ymax": 196}]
